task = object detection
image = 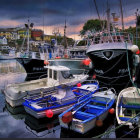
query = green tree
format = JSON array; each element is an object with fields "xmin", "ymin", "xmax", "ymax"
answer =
[{"xmin": 80, "ymin": 19, "xmax": 106, "ymax": 36}]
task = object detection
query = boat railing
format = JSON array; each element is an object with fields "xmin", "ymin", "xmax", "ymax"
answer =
[
  {"xmin": 77, "ymin": 88, "xmax": 98, "ymax": 103},
  {"xmin": 105, "ymin": 88, "xmax": 116, "ymax": 108},
  {"xmin": 82, "ymin": 79, "xmax": 99, "ymax": 85},
  {"xmin": 87, "ymin": 32, "xmax": 133, "ymax": 46},
  {"xmin": 25, "ymin": 89, "xmax": 91, "ymax": 106},
  {"xmin": 97, "ymin": 87, "xmax": 109, "ymax": 92},
  {"xmin": 23, "ymin": 88, "xmax": 57, "ymax": 102}
]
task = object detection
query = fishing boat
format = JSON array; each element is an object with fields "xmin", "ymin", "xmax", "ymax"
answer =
[
  {"xmin": 86, "ymin": 1, "xmax": 139, "ymax": 93},
  {"xmin": 86, "ymin": 32, "xmax": 139, "ymax": 93},
  {"xmin": 59, "ymin": 88, "xmax": 116, "ymax": 134},
  {"xmin": 16, "ymin": 46, "xmax": 91, "ymax": 81},
  {"xmin": 116, "ymin": 87, "xmax": 140, "ymax": 137},
  {"xmin": 3, "ymin": 65, "xmax": 88, "ymax": 107},
  {"xmin": 23, "ymin": 81, "xmax": 99, "ymax": 119}
]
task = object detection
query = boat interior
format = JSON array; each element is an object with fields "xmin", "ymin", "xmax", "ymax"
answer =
[{"xmin": 72, "ymin": 96, "xmax": 110, "ymax": 123}]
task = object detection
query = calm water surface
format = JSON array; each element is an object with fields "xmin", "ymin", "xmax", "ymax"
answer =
[{"xmin": 0, "ymin": 59, "xmax": 117, "ymax": 138}]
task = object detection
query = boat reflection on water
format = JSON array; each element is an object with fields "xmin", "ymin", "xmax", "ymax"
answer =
[
  {"xmin": 5, "ymin": 101, "xmax": 61, "ymax": 138},
  {"xmin": 24, "ymin": 114, "xmax": 61, "ymax": 137},
  {"xmin": 5, "ymin": 102, "xmax": 26, "ymax": 120}
]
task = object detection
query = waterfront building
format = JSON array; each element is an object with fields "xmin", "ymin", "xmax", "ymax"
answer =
[{"xmin": 0, "ymin": 37, "xmax": 7, "ymax": 45}]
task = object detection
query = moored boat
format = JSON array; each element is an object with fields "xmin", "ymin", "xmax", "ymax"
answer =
[
  {"xmin": 23, "ymin": 81, "xmax": 99, "ymax": 119},
  {"xmin": 86, "ymin": 31, "xmax": 139, "ymax": 93},
  {"xmin": 116, "ymin": 87, "xmax": 140, "ymax": 137},
  {"xmin": 3, "ymin": 65, "xmax": 88, "ymax": 107},
  {"xmin": 59, "ymin": 88, "xmax": 116, "ymax": 134}
]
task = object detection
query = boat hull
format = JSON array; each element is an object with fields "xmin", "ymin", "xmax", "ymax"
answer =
[
  {"xmin": 59, "ymin": 110, "xmax": 109, "ymax": 134},
  {"xmin": 87, "ymin": 49, "xmax": 133, "ymax": 93},
  {"xmin": 16, "ymin": 58, "xmax": 47, "ymax": 80},
  {"xmin": 24, "ymin": 104, "xmax": 74, "ymax": 119}
]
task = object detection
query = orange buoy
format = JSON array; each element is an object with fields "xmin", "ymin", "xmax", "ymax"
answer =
[
  {"xmin": 92, "ymin": 74, "xmax": 96, "ymax": 79},
  {"xmin": 64, "ymin": 54, "xmax": 68, "ymax": 58},
  {"xmin": 45, "ymin": 109, "xmax": 53, "ymax": 118},
  {"xmin": 62, "ymin": 111, "xmax": 73, "ymax": 124},
  {"xmin": 109, "ymin": 108, "xmax": 115, "ymax": 114},
  {"xmin": 96, "ymin": 120, "xmax": 103, "ymax": 127},
  {"xmin": 56, "ymin": 56, "xmax": 61, "ymax": 59},
  {"xmin": 77, "ymin": 83, "xmax": 81, "ymax": 87},
  {"xmin": 82, "ymin": 59, "xmax": 90, "ymax": 66},
  {"xmin": 136, "ymin": 50, "xmax": 140, "ymax": 55},
  {"xmin": 44, "ymin": 60, "xmax": 49, "ymax": 65}
]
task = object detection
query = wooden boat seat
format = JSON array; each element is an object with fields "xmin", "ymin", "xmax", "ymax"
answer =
[
  {"xmin": 74, "ymin": 111, "xmax": 95, "ymax": 121},
  {"xmin": 122, "ymin": 104, "xmax": 140, "ymax": 109},
  {"xmin": 85, "ymin": 104, "xmax": 103, "ymax": 110},
  {"xmin": 91, "ymin": 99, "xmax": 107, "ymax": 105},
  {"xmin": 76, "ymin": 111, "xmax": 95, "ymax": 117}
]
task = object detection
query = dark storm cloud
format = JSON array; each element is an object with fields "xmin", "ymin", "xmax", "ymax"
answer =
[{"xmin": 0, "ymin": 0, "xmax": 139, "ymax": 31}]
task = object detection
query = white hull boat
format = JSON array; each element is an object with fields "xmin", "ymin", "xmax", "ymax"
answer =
[
  {"xmin": 59, "ymin": 88, "xmax": 116, "ymax": 134},
  {"xmin": 116, "ymin": 87, "xmax": 140, "ymax": 130},
  {"xmin": 3, "ymin": 65, "xmax": 88, "ymax": 107}
]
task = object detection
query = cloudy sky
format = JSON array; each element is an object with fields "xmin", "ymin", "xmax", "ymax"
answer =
[{"xmin": 0, "ymin": 0, "xmax": 140, "ymax": 40}]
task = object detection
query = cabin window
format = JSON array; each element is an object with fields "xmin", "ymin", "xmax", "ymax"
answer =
[
  {"xmin": 54, "ymin": 70, "xmax": 57, "ymax": 80},
  {"xmin": 123, "ymin": 109, "xmax": 132, "ymax": 117},
  {"xmin": 61, "ymin": 71, "xmax": 73, "ymax": 79},
  {"xmin": 49, "ymin": 69, "xmax": 52, "ymax": 78}
]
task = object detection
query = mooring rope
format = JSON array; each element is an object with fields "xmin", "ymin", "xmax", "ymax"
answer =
[{"xmin": 92, "ymin": 112, "xmax": 140, "ymax": 138}]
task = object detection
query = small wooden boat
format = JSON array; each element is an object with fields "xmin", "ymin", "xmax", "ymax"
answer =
[
  {"xmin": 59, "ymin": 88, "xmax": 116, "ymax": 134},
  {"xmin": 3, "ymin": 65, "xmax": 88, "ymax": 107},
  {"xmin": 116, "ymin": 87, "xmax": 140, "ymax": 135},
  {"xmin": 23, "ymin": 82, "xmax": 99, "ymax": 119}
]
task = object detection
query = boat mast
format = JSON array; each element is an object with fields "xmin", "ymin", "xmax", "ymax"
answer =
[
  {"xmin": 106, "ymin": 0, "xmax": 110, "ymax": 33},
  {"xmin": 93, "ymin": 0, "xmax": 103, "ymax": 30},
  {"xmin": 27, "ymin": 18, "xmax": 30, "ymax": 52},
  {"xmin": 64, "ymin": 19, "xmax": 68, "ymax": 49},
  {"xmin": 135, "ymin": 9, "xmax": 139, "ymax": 45},
  {"xmin": 119, "ymin": 0, "xmax": 124, "ymax": 31},
  {"xmin": 93, "ymin": 0, "xmax": 101, "ymax": 20}
]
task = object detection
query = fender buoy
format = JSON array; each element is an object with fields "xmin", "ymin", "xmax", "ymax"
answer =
[
  {"xmin": 96, "ymin": 120, "xmax": 103, "ymax": 127},
  {"xmin": 77, "ymin": 83, "xmax": 81, "ymax": 87},
  {"xmin": 45, "ymin": 109, "xmax": 53, "ymax": 118},
  {"xmin": 109, "ymin": 108, "xmax": 115, "ymax": 114},
  {"xmin": 62, "ymin": 111, "xmax": 73, "ymax": 124}
]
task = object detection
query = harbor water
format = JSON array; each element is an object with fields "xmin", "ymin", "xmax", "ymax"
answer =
[{"xmin": 0, "ymin": 59, "xmax": 134, "ymax": 138}]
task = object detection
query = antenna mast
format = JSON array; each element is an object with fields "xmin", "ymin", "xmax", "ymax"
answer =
[
  {"xmin": 27, "ymin": 18, "xmax": 30, "ymax": 52},
  {"xmin": 106, "ymin": 0, "xmax": 110, "ymax": 33},
  {"xmin": 119, "ymin": 0, "xmax": 124, "ymax": 30},
  {"xmin": 64, "ymin": 19, "xmax": 68, "ymax": 49}
]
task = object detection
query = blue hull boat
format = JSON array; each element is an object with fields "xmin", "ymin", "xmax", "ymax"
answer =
[
  {"xmin": 59, "ymin": 88, "xmax": 116, "ymax": 134},
  {"xmin": 23, "ymin": 81, "xmax": 99, "ymax": 119}
]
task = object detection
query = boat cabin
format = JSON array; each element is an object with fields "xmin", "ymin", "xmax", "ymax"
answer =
[
  {"xmin": 45, "ymin": 65, "xmax": 74, "ymax": 86},
  {"xmin": 119, "ymin": 94, "xmax": 140, "ymax": 121}
]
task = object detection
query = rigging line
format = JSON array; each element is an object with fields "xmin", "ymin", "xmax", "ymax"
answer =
[
  {"xmin": 93, "ymin": 0, "xmax": 101, "ymax": 20},
  {"xmin": 125, "ymin": 42, "xmax": 140, "ymax": 97},
  {"xmin": 95, "ymin": 52, "xmax": 126, "ymax": 76},
  {"xmin": 96, "ymin": 74, "xmax": 129, "ymax": 80},
  {"xmin": 120, "ymin": 125, "xmax": 138, "ymax": 138},
  {"xmin": 92, "ymin": 112, "xmax": 140, "ymax": 138}
]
